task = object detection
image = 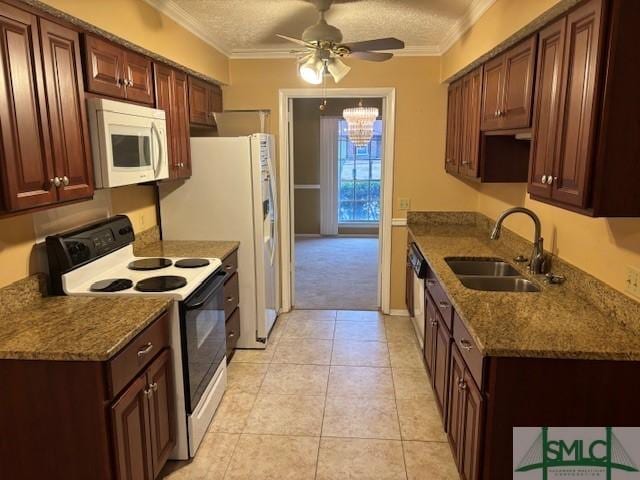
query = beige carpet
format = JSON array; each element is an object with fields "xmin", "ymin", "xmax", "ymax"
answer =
[{"xmin": 294, "ymin": 236, "xmax": 379, "ymax": 310}]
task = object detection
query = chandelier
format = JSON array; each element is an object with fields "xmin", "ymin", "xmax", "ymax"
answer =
[{"xmin": 342, "ymin": 100, "xmax": 379, "ymax": 147}]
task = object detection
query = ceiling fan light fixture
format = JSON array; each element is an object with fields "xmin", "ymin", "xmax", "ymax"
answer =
[
  {"xmin": 326, "ymin": 57, "xmax": 351, "ymax": 83},
  {"xmin": 298, "ymin": 53, "xmax": 324, "ymax": 84}
]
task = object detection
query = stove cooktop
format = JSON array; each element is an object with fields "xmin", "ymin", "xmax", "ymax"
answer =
[
  {"xmin": 90, "ymin": 278, "xmax": 133, "ymax": 292},
  {"xmin": 128, "ymin": 258, "xmax": 173, "ymax": 271},
  {"xmin": 175, "ymin": 258, "xmax": 210, "ymax": 269},
  {"xmin": 135, "ymin": 275, "xmax": 188, "ymax": 292}
]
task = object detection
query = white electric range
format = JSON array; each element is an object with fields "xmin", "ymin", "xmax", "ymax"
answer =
[{"xmin": 46, "ymin": 215, "xmax": 227, "ymax": 459}]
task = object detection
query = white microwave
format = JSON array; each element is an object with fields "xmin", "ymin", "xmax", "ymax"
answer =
[{"xmin": 87, "ymin": 98, "xmax": 169, "ymax": 188}]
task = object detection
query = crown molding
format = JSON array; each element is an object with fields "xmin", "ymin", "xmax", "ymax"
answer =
[
  {"xmin": 439, "ymin": 0, "xmax": 497, "ymax": 54},
  {"xmin": 142, "ymin": 0, "xmax": 231, "ymax": 57},
  {"xmin": 144, "ymin": 0, "xmax": 494, "ymax": 60}
]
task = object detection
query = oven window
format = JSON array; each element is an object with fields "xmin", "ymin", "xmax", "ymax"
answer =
[
  {"xmin": 111, "ymin": 134, "xmax": 151, "ymax": 168},
  {"xmin": 182, "ymin": 273, "xmax": 227, "ymax": 413}
]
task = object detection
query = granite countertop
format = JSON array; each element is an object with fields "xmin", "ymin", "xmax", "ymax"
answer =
[
  {"xmin": 134, "ymin": 239, "xmax": 240, "ymax": 260},
  {"xmin": 407, "ymin": 215, "xmax": 640, "ymax": 361},
  {"xmin": 0, "ymin": 294, "xmax": 172, "ymax": 361}
]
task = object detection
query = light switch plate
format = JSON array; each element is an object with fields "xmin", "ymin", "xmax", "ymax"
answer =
[
  {"xmin": 399, "ymin": 198, "xmax": 411, "ymax": 210},
  {"xmin": 626, "ymin": 266, "xmax": 640, "ymax": 298}
]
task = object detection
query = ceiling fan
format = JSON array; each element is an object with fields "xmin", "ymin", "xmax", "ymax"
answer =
[{"xmin": 277, "ymin": 0, "xmax": 405, "ymax": 84}]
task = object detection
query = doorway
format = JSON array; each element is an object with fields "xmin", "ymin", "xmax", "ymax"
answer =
[{"xmin": 278, "ymin": 88, "xmax": 396, "ymax": 314}]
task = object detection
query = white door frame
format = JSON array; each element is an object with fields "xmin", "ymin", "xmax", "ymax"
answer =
[{"xmin": 278, "ymin": 87, "xmax": 396, "ymax": 314}]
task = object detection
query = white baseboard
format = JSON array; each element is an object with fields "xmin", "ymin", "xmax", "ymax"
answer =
[{"xmin": 388, "ymin": 309, "xmax": 410, "ymax": 316}]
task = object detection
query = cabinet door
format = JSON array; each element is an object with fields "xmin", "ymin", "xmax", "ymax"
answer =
[
  {"xmin": 112, "ymin": 375, "xmax": 153, "ymax": 480},
  {"xmin": 405, "ymin": 256, "xmax": 414, "ymax": 318},
  {"xmin": 172, "ymin": 70, "xmax": 191, "ymax": 178},
  {"xmin": 552, "ymin": 0, "xmax": 603, "ymax": 208},
  {"xmin": 209, "ymin": 84, "xmax": 222, "ymax": 119},
  {"xmin": 146, "ymin": 349, "xmax": 175, "ymax": 478},
  {"xmin": 529, "ymin": 18, "xmax": 567, "ymax": 199},
  {"xmin": 480, "ymin": 54, "xmax": 504, "ymax": 130},
  {"xmin": 445, "ymin": 80, "xmax": 462, "ymax": 173},
  {"xmin": 188, "ymin": 76, "xmax": 213, "ymax": 126},
  {"xmin": 153, "ymin": 63, "xmax": 176, "ymax": 172},
  {"xmin": 501, "ymin": 36, "xmax": 536, "ymax": 129},
  {"xmin": 0, "ymin": 3, "xmax": 56, "ymax": 211},
  {"xmin": 39, "ymin": 19, "xmax": 93, "ymax": 203},
  {"xmin": 460, "ymin": 369, "xmax": 483, "ymax": 480},
  {"xmin": 84, "ymin": 34, "xmax": 125, "ymax": 99},
  {"xmin": 124, "ymin": 51, "xmax": 153, "ymax": 105},
  {"xmin": 460, "ymin": 67, "xmax": 482, "ymax": 177},
  {"xmin": 447, "ymin": 344, "xmax": 466, "ymax": 466},
  {"xmin": 423, "ymin": 293, "xmax": 437, "ymax": 378},
  {"xmin": 432, "ymin": 313, "xmax": 450, "ymax": 422}
]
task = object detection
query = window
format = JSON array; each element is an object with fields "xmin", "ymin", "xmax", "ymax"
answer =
[{"xmin": 338, "ymin": 119, "xmax": 382, "ymax": 223}]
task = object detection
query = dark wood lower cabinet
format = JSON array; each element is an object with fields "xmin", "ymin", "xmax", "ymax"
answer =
[
  {"xmin": 223, "ymin": 249, "xmax": 241, "ymax": 362},
  {"xmin": 405, "ymin": 255, "xmax": 414, "ymax": 318},
  {"xmin": 432, "ymin": 312, "xmax": 451, "ymax": 421},
  {"xmin": 0, "ymin": 311, "xmax": 174, "ymax": 480}
]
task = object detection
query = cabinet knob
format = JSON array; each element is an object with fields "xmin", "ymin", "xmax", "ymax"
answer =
[
  {"xmin": 494, "ymin": 109, "xmax": 499, "ymax": 118},
  {"xmin": 546, "ymin": 176, "xmax": 553, "ymax": 185},
  {"xmin": 61, "ymin": 175, "xmax": 69, "ymax": 186},
  {"xmin": 430, "ymin": 319, "xmax": 437, "ymax": 327},
  {"xmin": 459, "ymin": 339, "xmax": 473, "ymax": 351},
  {"xmin": 228, "ymin": 331, "xmax": 235, "ymax": 338},
  {"xmin": 226, "ymin": 296, "xmax": 235, "ymax": 303},
  {"xmin": 117, "ymin": 78, "xmax": 124, "ymax": 86},
  {"xmin": 127, "ymin": 79, "xmax": 134, "ymax": 87},
  {"xmin": 438, "ymin": 301, "xmax": 450, "ymax": 309},
  {"xmin": 144, "ymin": 387, "xmax": 153, "ymax": 397},
  {"xmin": 150, "ymin": 382, "xmax": 158, "ymax": 392},
  {"xmin": 50, "ymin": 177, "xmax": 61, "ymax": 188},
  {"xmin": 541, "ymin": 174, "xmax": 547, "ymax": 184},
  {"xmin": 426, "ymin": 279, "xmax": 436, "ymax": 287},
  {"xmin": 224, "ymin": 265, "xmax": 233, "ymax": 271}
]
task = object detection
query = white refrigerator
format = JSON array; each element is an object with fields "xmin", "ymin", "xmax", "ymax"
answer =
[{"xmin": 159, "ymin": 134, "xmax": 279, "ymax": 349}]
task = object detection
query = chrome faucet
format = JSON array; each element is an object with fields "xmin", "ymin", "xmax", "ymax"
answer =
[{"xmin": 490, "ymin": 207, "xmax": 549, "ymax": 274}]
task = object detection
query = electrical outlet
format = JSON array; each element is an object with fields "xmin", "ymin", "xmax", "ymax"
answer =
[
  {"xmin": 626, "ymin": 266, "xmax": 640, "ymax": 298},
  {"xmin": 399, "ymin": 198, "xmax": 411, "ymax": 211}
]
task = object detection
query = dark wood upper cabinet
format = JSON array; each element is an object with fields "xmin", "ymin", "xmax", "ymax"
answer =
[
  {"xmin": 0, "ymin": 3, "xmax": 56, "ymax": 211},
  {"xmin": 481, "ymin": 36, "xmax": 536, "ymax": 131},
  {"xmin": 0, "ymin": 4, "xmax": 93, "ymax": 214},
  {"xmin": 188, "ymin": 75, "xmax": 222, "ymax": 127},
  {"xmin": 84, "ymin": 34, "xmax": 153, "ymax": 105},
  {"xmin": 124, "ymin": 50, "xmax": 154, "ymax": 105},
  {"xmin": 551, "ymin": 0, "xmax": 603, "ymax": 208},
  {"xmin": 39, "ymin": 19, "xmax": 93, "ymax": 202},
  {"xmin": 445, "ymin": 80, "xmax": 462, "ymax": 174},
  {"xmin": 459, "ymin": 67, "xmax": 483, "ymax": 178},
  {"xmin": 527, "ymin": 0, "xmax": 640, "ymax": 216},
  {"xmin": 528, "ymin": 17, "xmax": 567, "ymax": 199},
  {"xmin": 480, "ymin": 55, "xmax": 504, "ymax": 131},
  {"xmin": 154, "ymin": 64, "xmax": 190, "ymax": 180}
]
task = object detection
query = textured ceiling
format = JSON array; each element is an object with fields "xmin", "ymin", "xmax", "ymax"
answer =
[{"xmin": 161, "ymin": 0, "xmax": 476, "ymax": 55}]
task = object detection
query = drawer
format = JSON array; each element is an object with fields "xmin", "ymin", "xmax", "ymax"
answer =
[
  {"xmin": 223, "ymin": 272, "xmax": 239, "ymax": 319},
  {"xmin": 452, "ymin": 311, "xmax": 483, "ymax": 388},
  {"xmin": 425, "ymin": 273, "xmax": 453, "ymax": 330},
  {"xmin": 108, "ymin": 310, "xmax": 170, "ymax": 398},
  {"xmin": 221, "ymin": 250, "xmax": 238, "ymax": 277},
  {"xmin": 225, "ymin": 307, "xmax": 240, "ymax": 360}
]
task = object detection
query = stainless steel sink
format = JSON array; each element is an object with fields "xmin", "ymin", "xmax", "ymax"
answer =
[
  {"xmin": 445, "ymin": 258, "xmax": 520, "ymax": 277},
  {"xmin": 445, "ymin": 257, "xmax": 540, "ymax": 292},
  {"xmin": 457, "ymin": 276, "xmax": 540, "ymax": 292}
]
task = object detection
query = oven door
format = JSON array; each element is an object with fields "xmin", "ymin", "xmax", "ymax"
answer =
[
  {"xmin": 96, "ymin": 110, "xmax": 168, "ymax": 187},
  {"xmin": 180, "ymin": 271, "xmax": 228, "ymax": 413}
]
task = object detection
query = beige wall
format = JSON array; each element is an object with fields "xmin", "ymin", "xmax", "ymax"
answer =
[
  {"xmin": 440, "ymin": 0, "xmax": 562, "ymax": 80},
  {"xmin": 40, "ymin": 0, "xmax": 229, "ymax": 83},
  {"xmin": 442, "ymin": 0, "xmax": 640, "ymax": 298},
  {"xmin": 0, "ymin": 0, "xmax": 228, "ymax": 289},
  {"xmin": 224, "ymin": 57, "xmax": 478, "ymax": 309}
]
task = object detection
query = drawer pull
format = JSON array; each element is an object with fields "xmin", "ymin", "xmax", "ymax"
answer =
[
  {"xmin": 137, "ymin": 342, "xmax": 153, "ymax": 357},
  {"xmin": 224, "ymin": 265, "xmax": 233, "ymax": 271},
  {"xmin": 226, "ymin": 296, "xmax": 235, "ymax": 303},
  {"xmin": 426, "ymin": 279, "xmax": 436, "ymax": 287},
  {"xmin": 459, "ymin": 339, "xmax": 473, "ymax": 351},
  {"xmin": 430, "ymin": 319, "xmax": 437, "ymax": 327},
  {"xmin": 438, "ymin": 301, "xmax": 450, "ymax": 309},
  {"xmin": 228, "ymin": 331, "xmax": 235, "ymax": 338}
]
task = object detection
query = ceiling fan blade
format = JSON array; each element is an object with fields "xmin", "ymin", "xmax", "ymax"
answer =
[
  {"xmin": 276, "ymin": 34, "xmax": 317, "ymax": 48},
  {"xmin": 350, "ymin": 51, "xmax": 394, "ymax": 62},
  {"xmin": 341, "ymin": 37, "xmax": 405, "ymax": 52}
]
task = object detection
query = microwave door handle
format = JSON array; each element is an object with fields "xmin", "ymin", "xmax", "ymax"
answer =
[{"xmin": 151, "ymin": 122, "xmax": 162, "ymax": 178}]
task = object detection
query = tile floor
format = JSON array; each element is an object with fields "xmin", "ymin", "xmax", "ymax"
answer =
[{"xmin": 160, "ymin": 310, "xmax": 459, "ymax": 480}]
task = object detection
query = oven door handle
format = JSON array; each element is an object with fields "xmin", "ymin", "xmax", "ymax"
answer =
[{"xmin": 184, "ymin": 271, "xmax": 228, "ymax": 310}]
